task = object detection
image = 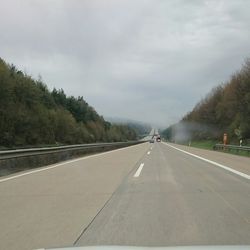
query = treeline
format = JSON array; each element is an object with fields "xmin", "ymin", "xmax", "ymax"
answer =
[
  {"xmin": 162, "ymin": 59, "xmax": 250, "ymax": 143},
  {"xmin": 107, "ymin": 119, "xmax": 151, "ymax": 139},
  {"xmin": 126, "ymin": 122, "xmax": 151, "ymax": 138},
  {"xmin": 0, "ymin": 58, "xmax": 137, "ymax": 148}
]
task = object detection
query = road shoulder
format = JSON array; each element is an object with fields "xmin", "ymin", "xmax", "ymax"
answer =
[{"xmin": 162, "ymin": 142, "xmax": 250, "ymax": 176}]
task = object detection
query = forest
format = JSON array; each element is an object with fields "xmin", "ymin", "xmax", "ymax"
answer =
[
  {"xmin": 0, "ymin": 58, "xmax": 139, "ymax": 148},
  {"xmin": 162, "ymin": 59, "xmax": 250, "ymax": 144}
]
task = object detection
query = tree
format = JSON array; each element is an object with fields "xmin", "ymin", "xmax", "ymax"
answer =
[{"xmin": 0, "ymin": 57, "xmax": 139, "ymax": 147}]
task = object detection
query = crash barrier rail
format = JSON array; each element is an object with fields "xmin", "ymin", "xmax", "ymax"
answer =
[
  {"xmin": 0, "ymin": 141, "xmax": 144, "ymax": 160},
  {"xmin": 0, "ymin": 141, "xmax": 145, "ymax": 177},
  {"xmin": 214, "ymin": 144, "xmax": 250, "ymax": 154}
]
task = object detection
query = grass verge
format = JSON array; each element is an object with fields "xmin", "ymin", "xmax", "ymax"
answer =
[{"xmin": 188, "ymin": 140, "xmax": 250, "ymax": 158}]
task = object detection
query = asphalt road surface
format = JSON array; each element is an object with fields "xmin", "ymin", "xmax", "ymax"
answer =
[{"xmin": 0, "ymin": 142, "xmax": 249, "ymax": 250}]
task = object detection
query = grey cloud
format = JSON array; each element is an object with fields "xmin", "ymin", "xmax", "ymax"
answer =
[{"xmin": 1, "ymin": 0, "xmax": 250, "ymax": 127}]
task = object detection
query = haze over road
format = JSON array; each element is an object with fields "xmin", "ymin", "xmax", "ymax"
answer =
[{"xmin": 0, "ymin": 142, "xmax": 249, "ymax": 249}]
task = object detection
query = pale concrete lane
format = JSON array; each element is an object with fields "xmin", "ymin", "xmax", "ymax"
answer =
[
  {"xmin": 164, "ymin": 142, "xmax": 250, "ymax": 176},
  {"xmin": 76, "ymin": 142, "xmax": 250, "ymax": 246},
  {"xmin": 0, "ymin": 143, "xmax": 150, "ymax": 250}
]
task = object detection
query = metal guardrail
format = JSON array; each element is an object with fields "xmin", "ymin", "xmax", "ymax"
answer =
[
  {"xmin": 214, "ymin": 144, "xmax": 250, "ymax": 153},
  {"xmin": 0, "ymin": 141, "xmax": 144, "ymax": 160}
]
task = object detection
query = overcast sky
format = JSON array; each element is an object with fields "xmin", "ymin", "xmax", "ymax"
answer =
[{"xmin": 1, "ymin": 0, "xmax": 250, "ymax": 128}]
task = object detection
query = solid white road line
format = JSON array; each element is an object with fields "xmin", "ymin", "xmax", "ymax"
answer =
[
  {"xmin": 134, "ymin": 163, "xmax": 144, "ymax": 178},
  {"xmin": 0, "ymin": 143, "xmax": 146, "ymax": 183},
  {"xmin": 163, "ymin": 142, "xmax": 250, "ymax": 180}
]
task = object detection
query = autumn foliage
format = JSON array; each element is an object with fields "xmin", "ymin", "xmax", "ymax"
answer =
[{"xmin": 162, "ymin": 59, "xmax": 250, "ymax": 143}]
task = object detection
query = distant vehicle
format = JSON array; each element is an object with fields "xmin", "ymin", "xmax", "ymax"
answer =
[
  {"xmin": 156, "ymin": 135, "xmax": 161, "ymax": 142},
  {"xmin": 149, "ymin": 139, "xmax": 154, "ymax": 143}
]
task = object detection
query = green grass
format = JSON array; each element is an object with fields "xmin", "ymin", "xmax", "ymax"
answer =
[
  {"xmin": 188, "ymin": 140, "xmax": 250, "ymax": 158},
  {"xmin": 221, "ymin": 148, "xmax": 250, "ymax": 157},
  {"xmin": 189, "ymin": 140, "xmax": 217, "ymax": 150}
]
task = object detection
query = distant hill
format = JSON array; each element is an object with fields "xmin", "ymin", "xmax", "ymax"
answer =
[
  {"xmin": 106, "ymin": 117, "xmax": 151, "ymax": 138},
  {"xmin": 162, "ymin": 59, "xmax": 250, "ymax": 144},
  {"xmin": 0, "ymin": 58, "xmax": 138, "ymax": 148}
]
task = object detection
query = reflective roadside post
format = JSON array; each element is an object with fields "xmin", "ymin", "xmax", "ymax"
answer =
[{"xmin": 234, "ymin": 128, "xmax": 242, "ymax": 146}]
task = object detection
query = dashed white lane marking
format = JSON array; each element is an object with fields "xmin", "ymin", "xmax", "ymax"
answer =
[
  {"xmin": 134, "ymin": 163, "xmax": 144, "ymax": 178},
  {"xmin": 163, "ymin": 143, "xmax": 250, "ymax": 180},
  {"xmin": 147, "ymin": 151, "xmax": 151, "ymax": 155},
  {"xmin": 0, "ymin": 143, "xmax": 146, "ymax": 183}
]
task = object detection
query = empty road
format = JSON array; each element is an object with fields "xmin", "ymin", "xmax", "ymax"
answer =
[{"xmin": 0, "ymin": 142, "xmax": 249, "ymax": 249}]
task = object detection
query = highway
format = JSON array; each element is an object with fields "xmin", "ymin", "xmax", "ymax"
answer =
[
  {"xmin": 140, "ymin": 128, "xmax": 155, "ymax": 141},
  {"xmin": 0, "ymin": 141, "xmax": 250, "ymax": 249}
]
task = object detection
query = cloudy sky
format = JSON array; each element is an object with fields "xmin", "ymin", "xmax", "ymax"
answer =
[{"xmin": 1, "ymin": 0, "xmax": 250, "ymax": 127}]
